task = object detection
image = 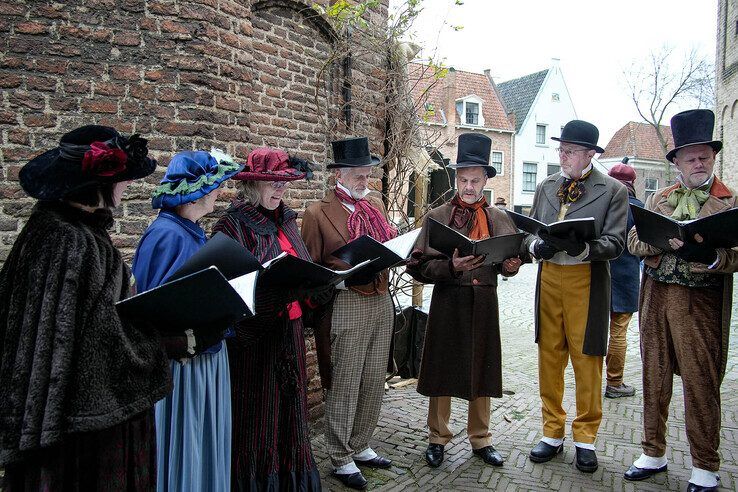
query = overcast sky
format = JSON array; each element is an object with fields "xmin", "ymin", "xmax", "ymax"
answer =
[{"xmin": 392, "ymin": 0, "xmax": 718, "ymax": 145}]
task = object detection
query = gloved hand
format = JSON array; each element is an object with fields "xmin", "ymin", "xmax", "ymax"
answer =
[
  {"xmin": 539, "ymin": 231, "xmax": 586, "ymax": 257},
  {"xmin": 533, "ymin": 238, "xmax": 560, "ymax": 260},
  {"xmin": 673, "ymin": 241, "xmax": 718, "ymax": 265}
]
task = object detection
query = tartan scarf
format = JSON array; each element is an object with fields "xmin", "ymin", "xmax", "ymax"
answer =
[
  {"xmin": 334, "ymin": 186, "xmax": 397, "ymax": 242},
  {"xmin": 557, "ymin": 167, "xmax": 593, "ymax": 204},
  {"xmin": 449, "ymin": 194, "xmax": 490, "ymax": 240}
]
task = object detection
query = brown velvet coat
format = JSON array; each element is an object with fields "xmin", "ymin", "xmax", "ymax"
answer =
[
  {"xmin": 627, "ymin": 177, "xmax": 738, "ymax": 381},
  {"xmin": 406, "ymin": 202, "xmax": 520, "ymax": 400},
  {"xmin": 523, "ymin": 168, "xmax": 628, "ymax": 356}
]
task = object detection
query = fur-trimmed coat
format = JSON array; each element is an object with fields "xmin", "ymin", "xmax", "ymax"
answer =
[{"xmin": 0, "ymin": 201, "xmax": 171, "ymax": 466}]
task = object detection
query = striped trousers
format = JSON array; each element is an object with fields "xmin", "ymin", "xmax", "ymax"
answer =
[{"xmin": 324, "ymin": 289, "xmax": 394, "ymax": 467}]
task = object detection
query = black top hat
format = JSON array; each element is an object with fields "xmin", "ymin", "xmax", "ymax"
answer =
[
  {"xmin": 551, "ymin": 120, "xmax": 604, "ymax": 154},
  {"xmin": 666, "ymin": 109, "xmax": 723, "ymax": 162},
  {"xmin": 447, "ymin": 133, "xmax": 497, "ymax": 178},
  {"xmin": 326, "ymin": 137, "xmax": 381, "ymax": 169},
  {"xmin": 20, "ymin": 125, "xmax": 156, "ymax": 201}
]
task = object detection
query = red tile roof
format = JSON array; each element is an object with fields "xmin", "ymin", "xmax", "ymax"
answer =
[
  {"xmin": 601, "ymin": 121, "xmax": 674, "ymax": 161},
  {"xmin": 407, "ymin": 63, "xmax": 513, "ymax": 132}
]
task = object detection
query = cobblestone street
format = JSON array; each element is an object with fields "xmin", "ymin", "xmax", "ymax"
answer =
[{"xmin": 311, "ymin": 265, "xmax": 738, "ymax": 491}]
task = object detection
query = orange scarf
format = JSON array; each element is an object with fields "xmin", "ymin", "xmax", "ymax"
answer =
[{"xmin": 449, "ymin": 194, "xmax": 490, "ymax": 240}]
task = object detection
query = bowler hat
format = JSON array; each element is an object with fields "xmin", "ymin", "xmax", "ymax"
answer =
[
  {"xmin": 665, "ymin": 109, "xmax": 722, "ymax": 163},
  {"xmin": 326, "ymin": 137, "xmax": 381, "ymax": 169},
  {"xmin": 551, "ymin": 120, "xmax": 605, "ymax": 154},
  {"xmin": 446, "ymin": 133, "xmax": 497, "ymax": 178},
  {"xmin": 233, "ymin": 147, "xmax": 313, "ymax": 182},
  {"xmin": 152, "ymin": 150, "xmax": 243, "ymax": 209},
  {"xmin": 20, "ymin": 125, "xmax": 156, "ymax": 201}
]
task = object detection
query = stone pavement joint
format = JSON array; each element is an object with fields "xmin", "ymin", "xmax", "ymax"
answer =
[{"xmin": 311, "ymin": 266, "xmax": 738, "ymax": 491}]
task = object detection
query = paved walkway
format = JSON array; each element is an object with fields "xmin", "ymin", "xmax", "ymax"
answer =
[{"xmin": 311, "ymin": 266, "xmax": 738, "ymax": 491}]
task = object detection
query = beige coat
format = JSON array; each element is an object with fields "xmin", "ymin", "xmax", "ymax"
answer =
[{"xmin": 627, "ymin": 177, "xmax": 738, "ymax": 380}]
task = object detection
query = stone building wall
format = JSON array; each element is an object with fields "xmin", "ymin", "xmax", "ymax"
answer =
[
  {"xmin": 717, "ymin": 0, "xmax": 738, "ymax": 188},
  {"xmin": 0, "ymin": 0, "xmax": 389, "ymax": 421}
]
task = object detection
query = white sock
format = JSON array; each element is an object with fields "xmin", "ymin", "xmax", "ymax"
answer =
[
  {"xmin": 633, "ymin": 453, "xmax": 668, "ymax": 469},
  {"xmin": 334, "ymin": 462, "xmax": 360, "ymax": 475},
  {"xmin": 541, "ymin": 436, "xmax": 564, "ymax": 447},
  {"xmin": 353, "ymin": 447, "xmax": 377, "ymax": 461},
  {"xmin": 690, "ymin": 467, "xmax": 719, "ymax": 487},
  {"xmin": 573, "ymin": 441, "xmax": 595, "ymax": 451}
]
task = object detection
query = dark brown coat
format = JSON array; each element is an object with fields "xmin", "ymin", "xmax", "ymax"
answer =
[{"xmin": 406, "ymin": 202, "xmax": 520, "ymax": 400}]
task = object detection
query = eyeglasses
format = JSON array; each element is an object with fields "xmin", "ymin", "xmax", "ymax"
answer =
[
  {"xmin": 268, "ymin": 181, "xmax": 289, "ymax": 189},
  {"xmin": 556, "ymin": 147, "xmax": 589, "ymax": 157}
]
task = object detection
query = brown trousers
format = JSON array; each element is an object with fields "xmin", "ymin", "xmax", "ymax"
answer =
[
  {"xmin": 606, "ymin": 311, "xmax": 633, "ymax": 386},
  {"xmin": 427, "ymin": 396, "xmax": 491, "ymax": 449},
  {"xmin": 639, "ymin": 276, "xmax": 723, "ymax": 471}
]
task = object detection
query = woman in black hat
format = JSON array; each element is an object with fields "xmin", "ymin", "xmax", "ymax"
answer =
[{"xmin": 0, "ymin": 125, "xmax": 172, "ymax": 490}]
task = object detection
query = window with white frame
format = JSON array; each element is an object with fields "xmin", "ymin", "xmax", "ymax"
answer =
[
  {"xmin": 483, "ymin": 189, "xmax": 493, "ymax": 204},
  {"xmin": 536, "ymin": 124, "xmax": 547, "ymax": 145},
  {"xmin": 455, "ymin": 97, "xmax": 484, "ymax": 126},
  {"xmin": 523, "ymin": 162, "xmax": 538, "ymax": 192},
  {"xmin": 644, "ymin": 177, "xmax": 658, "ymax": 198},
  {"xmin": 491, "ymin": 151, "xmax": 503, "ymax": 175},
  {"xmin": 547, "ymin": 163, "xmax": 560, "ymax": 176}
]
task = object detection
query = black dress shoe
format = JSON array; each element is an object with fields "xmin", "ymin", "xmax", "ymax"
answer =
[
  {"xmin": 332, "ymin": 471, "xmax": 368, "ymax": 490},
  {"xmin": 687, "ymin": 483, "xmax": 719, "ymax": 492},
  {"xmin": 425, "ymin": 443, "xmax": 444, "ymax": 468},
  {"xmin": 354, "ymin": 455, "xmax": 392, "ymax": 469},
  {"xmin": 529, "ymin": 441, "xmax": 564, "ymax": 463},
  {"xmin": 472, "ymin": 446, "xmax": 504, "ymax": 466},
  {"xmin": 623, "ymin": 464, "xmax": 667, "ymax": 481},
  {"xmin": 575, "ymin": 447, "xmax": 598, "ymax": 473}
]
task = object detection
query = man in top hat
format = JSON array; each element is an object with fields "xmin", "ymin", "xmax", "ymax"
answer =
[
  {"xmin": 624, "ymin": 109, "xmax": 736, "ymax": 492},
  {"xmin": 524, "ymin": 120, "xmax": 628, "ymax": 473},
  {"xmin": 604, "ymin": 158, "xmax": 644, "ymax": 399},
  {"xmin": 407, "ymin": 133, "xmax": 522, "ymax": 468},
  {"xmin": 301, "ymin": 136, "xmax": 396, "ymax": 490}
]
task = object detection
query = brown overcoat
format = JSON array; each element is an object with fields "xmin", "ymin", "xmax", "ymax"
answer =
[
  {"xmin": 406, "ymin": 202, "xmax": 520, "ymax": 400},
  {"xmin": 627, "ymin": 177, "xmax": 738, "ymax": 381}
]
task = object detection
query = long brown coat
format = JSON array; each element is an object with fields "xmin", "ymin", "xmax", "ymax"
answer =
[
  {"xmin": 523, "ymin": 168, "xmax": 628, "ymax": 356},
  {"xmin": 406, "ymin": 202, "xmax": 520, "ymax": 400},
  {"xmin": 627, "ymin": 177, "xmax": 738, "ymax": 381}
]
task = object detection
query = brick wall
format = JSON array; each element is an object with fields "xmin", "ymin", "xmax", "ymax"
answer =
[
  {"xmin": 0, "ymin": 0, "xmax": 389, "ymax": 421},
  {"xmin": 717, "ymin": 0, "xmax": 738, "ymax": 188}
]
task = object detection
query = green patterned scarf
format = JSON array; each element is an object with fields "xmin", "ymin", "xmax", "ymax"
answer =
[{"xmin": 667, "ymin": 184, "xmax": 710, "ymax": 220}]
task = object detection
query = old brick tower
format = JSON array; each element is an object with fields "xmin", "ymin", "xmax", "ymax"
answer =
[{"xmin": 0, "ymin": 0, "xmax": 390, "ymax": 419}]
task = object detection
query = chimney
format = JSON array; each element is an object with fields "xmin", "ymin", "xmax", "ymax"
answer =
[{"xmin": 444, "ymin": 67, "xmax": 457, "ymax": 144}]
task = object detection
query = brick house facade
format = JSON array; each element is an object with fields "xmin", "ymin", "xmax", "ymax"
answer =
[{"xmin": 0, "ymin": 0, "xmax": 390, "ymax": 420}]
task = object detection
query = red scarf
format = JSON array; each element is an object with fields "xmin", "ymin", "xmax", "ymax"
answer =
[
  {"xmin": 334, "ymin": 187, "xmax": 397, "ymax": 242},
  {"xmin": 449, "ymin": 194, "xmax": 490, "ymax": 240}
]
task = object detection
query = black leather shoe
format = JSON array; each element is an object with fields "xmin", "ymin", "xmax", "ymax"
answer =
[
  {"xmin": 687, "ymin": 483, "xmax": 719, "ymax": 492},
  {"xmin": 575, "ymin": 447, "xmax": 598, "ymax": 473},
  {"xmin": 425, "ymin": 443, "xmax": 444, "ymax": 468},
  {"xmin": 472, "ymin": 446, "xmax": 504, "ymax": 466},
  {"xmin": 529, "ymin": 441, "xmax": 564, "ymax": 463},
  {"xmin": 623, "ymin": 464, "xmax": 667, "ymax": 481},
  {"xmin": 354, "ymin": 455, "xmax": 392, "ymax": 469},
  {"xmin": 332, "ymin": 471, "xmax": 368, "ymax": 490}
]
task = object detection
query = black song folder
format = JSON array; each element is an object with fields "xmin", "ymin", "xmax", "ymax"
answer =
[
  {"xmin": 505, "ymin": 209, "xmax": 597, "ymax": 241},
  {"xmin": 427, "ymin": 218, "xmax": 524, "ymax": 265}
]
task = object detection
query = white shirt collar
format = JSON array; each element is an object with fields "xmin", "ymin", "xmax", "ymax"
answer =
[{"xmin": 561, "ymin": 162, "xmax": 593, "ymax": 180}]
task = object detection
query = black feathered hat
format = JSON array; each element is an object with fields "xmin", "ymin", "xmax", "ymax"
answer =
[{"xmin": 20, "ymin": 125, "xmax": 156, "ymax": 200}]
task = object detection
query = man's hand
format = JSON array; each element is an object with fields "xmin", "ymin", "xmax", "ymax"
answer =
[
  {"xmin": 533, "ymin": 238, "xmax": 560, "ymax": 260},
  {"xmin": 451, "ymin": 248, "xmax": 485, "ymax": 272},
  {"xmin": 501, "ymin": 256, "xmax": 522, "ymax": 274},
  {"xmin": 668, "ymin": 236, "xmax": 717, "ymax": 265},
  {"xmin": 539, "ymin": 231, "xmax": 586, "ymax": 257}
]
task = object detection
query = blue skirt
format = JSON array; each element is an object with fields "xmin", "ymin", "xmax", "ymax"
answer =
[{"xmin": 155, "ymin": 342, "xmax": 231, "ymax": 492}]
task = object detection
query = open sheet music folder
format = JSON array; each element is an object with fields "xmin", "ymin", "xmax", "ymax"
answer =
[
  {"xmin": 427, "ymin": 218, "xmax": 525, "ymax": 265},
  {"xmin": 331, "ymin": 228, "xmax": 422, "ymax": 271},
  {"xmin": 505, "ymin": 209, "xmax": 597, "ymax": 241}
]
